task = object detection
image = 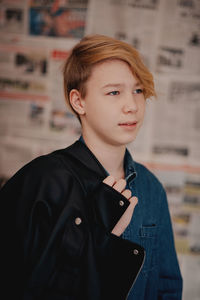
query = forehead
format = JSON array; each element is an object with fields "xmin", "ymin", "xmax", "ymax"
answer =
[
  {"xmin": 88, "ymin": 59, "xmax": 138, "ymax": 85},
  {"xmin": 91, "ymin": 58, "xmax": 131, "ymax": 74}
]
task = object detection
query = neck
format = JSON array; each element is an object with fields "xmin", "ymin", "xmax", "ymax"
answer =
[{"xmin": 82, "ymin": 134, "xmax": 126, "ymax": 180}]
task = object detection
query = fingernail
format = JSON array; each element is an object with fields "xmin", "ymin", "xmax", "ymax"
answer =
[{"xmin": 133, "ymin": 196, "xmax": 138, "ymax": 204}]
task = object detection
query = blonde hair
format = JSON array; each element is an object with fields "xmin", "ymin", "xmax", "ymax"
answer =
[{"xmin": 63, "ymin": 34, "xmax": 156, "ymax": 115}]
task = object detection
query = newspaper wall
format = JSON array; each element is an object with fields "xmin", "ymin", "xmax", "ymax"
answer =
[{"xmin": 0, "ymin": 0, "xmax": 200, "ymax": 299}]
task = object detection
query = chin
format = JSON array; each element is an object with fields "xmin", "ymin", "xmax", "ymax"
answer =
[
  {"xmin": 123, "ymin": 132, "xmax": 138, "ymax": 143},
  {"xmin": 114, "ymin": 135, "xmax": 137, "ymax": 146}
]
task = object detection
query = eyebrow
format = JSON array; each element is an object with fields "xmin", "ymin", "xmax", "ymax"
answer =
[{"xmin": 101, "ymin": 82, "xmax": 142, "ymax": 89}]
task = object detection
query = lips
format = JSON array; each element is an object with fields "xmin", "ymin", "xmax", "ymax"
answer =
[{"xmin": 119, "ymin": 121, "xmax": 137, "ymax": 126}]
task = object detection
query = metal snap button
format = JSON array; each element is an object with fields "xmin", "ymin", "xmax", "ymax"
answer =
[
  {"xmin": 75, "ymin": 217, "xmax": 82, "ymax": 225},
  {"xmin": 133, "ymin": 249, "xmax": 139, "ymax": 255},
  {"xmin": 119, "ymin": 200, "xmax": 124, "ymax": 206}
]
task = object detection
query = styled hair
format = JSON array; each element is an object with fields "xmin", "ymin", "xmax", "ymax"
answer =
[{"xmin": 63, "ymin": 34, "xmax": 156, "ymax": 115}]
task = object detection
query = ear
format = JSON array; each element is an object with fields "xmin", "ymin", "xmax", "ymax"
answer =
[{"xmin": 69, "ymin": 89, "xmax": 85, "ymax": 116}]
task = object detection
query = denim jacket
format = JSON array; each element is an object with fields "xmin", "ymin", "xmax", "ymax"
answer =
[{"xmin": 122, "ymin": 150, "xmax": 183, "ymax": 299}]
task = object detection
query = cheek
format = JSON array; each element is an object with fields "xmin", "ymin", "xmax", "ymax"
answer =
[{"xmin": 140, "ymin": 101, "xmax": 146, "ymax": 115}]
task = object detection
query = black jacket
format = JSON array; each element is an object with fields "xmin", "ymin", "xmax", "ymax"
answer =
[{"xmin": 0, "ymin": 140, "xmax": 145, "ymax": 300}]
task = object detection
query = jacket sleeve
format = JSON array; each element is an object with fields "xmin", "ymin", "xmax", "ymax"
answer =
[
  {"xmin": 0, "ymin": 156, "xmax": 77, "ymax": 300},
  {"xmin": 157, "ymin": 188, "xmax": 183, "ymax": 299}
]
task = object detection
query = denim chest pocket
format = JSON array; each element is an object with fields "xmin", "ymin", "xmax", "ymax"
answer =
[{"xmin": 139, "ymin": 224, "xmax": 158, "ymax": 273}]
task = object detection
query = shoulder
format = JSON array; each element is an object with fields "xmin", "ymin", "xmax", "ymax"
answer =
[
  {"xmin": 0, "ymin": 145, "xmax": 83, "ymax": 220},
  {"xmin": 9, "ymin": 144, "xmax": 77, "ymax": 181},
  {"xmin": 133, "ymin": 162, "xmax": 170, "ymax": 222},
  {"xmin": 134, "ymin": 161, "xmax": 166, "ymax": 196},
  {"xmin": 134, "ymin": 161, "xmax": 159, "ymax": 183},
  {"xmin": 0, "ymin": 145, "xmax": 78, "ymax": 199}
]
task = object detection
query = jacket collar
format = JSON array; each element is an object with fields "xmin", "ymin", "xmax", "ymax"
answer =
[
  {"xmin": 124, "ymin": 149, "xmax": 137, "ymax": 185},
  {"xmin": 65, "ymin": 138, "xmax": 137, "ymax": 183},
  {"xmin": 65, "ymin": 140, "xmax": 108, "ymax": 179},
  {"xmin": 79, "ymin": 135, "xmax": 137, "ymax": 183}
]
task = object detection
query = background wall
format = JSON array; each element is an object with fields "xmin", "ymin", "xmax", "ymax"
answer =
[{"xmin": 0, "ymin": 1, "xmax": 200, "ymax": 299}]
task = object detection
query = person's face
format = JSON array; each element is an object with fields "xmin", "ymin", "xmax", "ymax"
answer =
[{"xmin": 72, "ymin": 59, "xmax": 146, "ymax": 148}]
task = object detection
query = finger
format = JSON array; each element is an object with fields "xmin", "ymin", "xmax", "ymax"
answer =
[
  {"xmin": 121, "ymin": 189, "xmax": 132, "ymax": 199},
  {"xmin": 113, "ymin": 178, "xmax": 126, "ymax": 193},
  {"xmin": 103, "ymin": 175, "xmax": 115, "ymax": 186},
  {"xmin": 111, "ymin": 197, "xmax": 138, "ymax": 237},
  {"xmin": 129, "ymin": 196, "xmax": 138, "ymax": 208}
]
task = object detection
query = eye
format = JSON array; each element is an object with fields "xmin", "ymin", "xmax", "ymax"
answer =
[
  {"xmin": 133, "ymin": 88, "xmax": 143, "ymax": 94},
  {"xmin": 107, "ymin": 91, "xmax": 120, "ymax": 96}
]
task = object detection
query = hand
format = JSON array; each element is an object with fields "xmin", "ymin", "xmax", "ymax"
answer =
[{"xmin": 103, "ymin": 175, "xmax": 138, "ymax": 237}]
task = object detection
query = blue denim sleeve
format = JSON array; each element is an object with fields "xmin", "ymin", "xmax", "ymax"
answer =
[{"xmin": 158, "ymin": 188, "xmax": 183, "ymax": 299}]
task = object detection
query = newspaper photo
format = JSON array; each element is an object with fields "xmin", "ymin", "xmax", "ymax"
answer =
[
  {"xmin": 156, "ymin": 0, "xmax": 200, "ymax": 75},
  {"xmin": 29, "ymin": 0, "xmax": 89, "ymax": 38},
  {"xmin": 0, "ymin": 0, "xmax": 27, "ymax": 34}
]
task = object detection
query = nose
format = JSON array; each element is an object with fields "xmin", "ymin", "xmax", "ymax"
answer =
[{"xmin": 122, "ymin": 93, "xmax": 138, "ymax": 113}]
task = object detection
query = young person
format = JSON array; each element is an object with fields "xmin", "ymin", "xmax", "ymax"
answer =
[{"xmin": 0, "ymin": 35, "xmax": 182, "ymax": 300}]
